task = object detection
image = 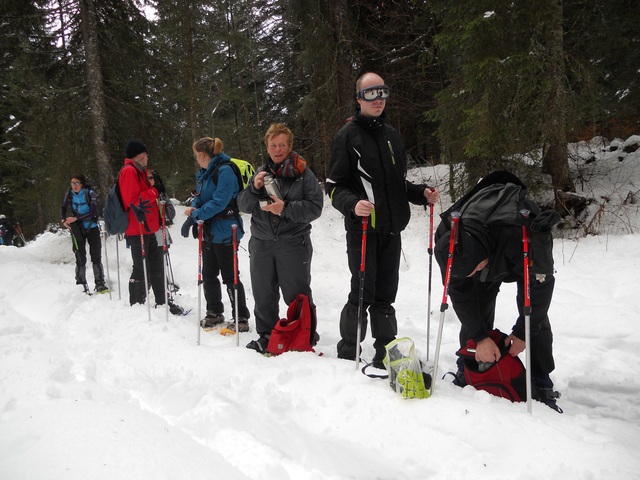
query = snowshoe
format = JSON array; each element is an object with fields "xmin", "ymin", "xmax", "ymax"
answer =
[{"xmin": 95, "ymin": 284, "xmax": 109, "ymax": 294}]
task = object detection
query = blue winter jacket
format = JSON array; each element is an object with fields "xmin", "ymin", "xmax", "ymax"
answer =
[
  {"xmin": 190, "ymin": 153, "xmax": 244, "ymax": 244},
  {"xmin": 60, "ymin": 188, "xmax": 98, "ymax": 231}
]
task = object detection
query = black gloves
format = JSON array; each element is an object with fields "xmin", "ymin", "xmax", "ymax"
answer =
[
  {"xmin": 181, "ymin": 216, "xmax": 196, "ymax": 238},
  {"xmin": 130, "ymin": 200, "xmax": 151, "ymax": 223}
]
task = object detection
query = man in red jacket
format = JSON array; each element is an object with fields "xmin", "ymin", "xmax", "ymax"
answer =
[{"xmin": 119, "ymin": 140, "xmax": 167, "ymax": 307}]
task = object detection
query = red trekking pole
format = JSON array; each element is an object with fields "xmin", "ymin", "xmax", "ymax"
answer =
[
  {"xmin": 232, "ymin": 224, "xmax": 239, "ymax": 347},
  {"xmin": 196, "ymin": 220, "xmax": 204, "ymax": 346},
  {"xmin": 520, "ymin": 209, "xmax": 533, "ymax": 413},
  {"xmin": 430, "ymin": 211, "xmax": 460, "ymax": 395},
  {"xmin": 355, "ymin": 216, "xmax": 368, "ymax": 370},
  {"xmin": 426, "ymin": 202, "xmax": 434, "ymax": 361}
]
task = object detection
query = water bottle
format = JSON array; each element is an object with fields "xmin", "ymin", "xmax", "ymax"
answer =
[{"xmin": 263, "ymin": 174, "xmax": 282, "ymax": 200}]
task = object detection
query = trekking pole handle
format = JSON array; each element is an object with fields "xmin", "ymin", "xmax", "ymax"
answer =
[
  {"xmin": 440, "ymin": 212, "xmax": 460, "ymax": 309},
  {"xmin": 519, "ymin": 209, "xmax": 531, "ymax": 311},
  {"xmin": 232, "ymin": 224, "xmax": 239, "ymax": 285},
  {"xmin": 197, "ymin": 220, "xmax": 204, "ymax": 285},
  {"xmin": 520, "ymin": 209, "xmax": 533, "ymax": 413},
  {"xmin": 360, "ymin": 216, "xmax": 368, "ymax": 272},
  {"xmin": 427, "ymin": 203, "xmax": 434, "ymax": 255}
]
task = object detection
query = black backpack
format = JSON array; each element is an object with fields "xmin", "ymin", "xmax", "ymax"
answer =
[{"xmin": 103, "ymin": 168, "xmax": 131, "ymax": 235}]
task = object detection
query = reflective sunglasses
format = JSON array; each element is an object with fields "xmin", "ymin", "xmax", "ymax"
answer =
[
  {"xmin": 70, "ymin": 181, "xmax": 82, "ymax": 186},
  {"xmin": 357, "ymin": 85, "xmax": 391, "ymax": 102}
]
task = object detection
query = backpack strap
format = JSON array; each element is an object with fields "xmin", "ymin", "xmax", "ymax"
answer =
[{"xmin": 210, "ymin": 161, "xmax": 244, "ymax": 230}]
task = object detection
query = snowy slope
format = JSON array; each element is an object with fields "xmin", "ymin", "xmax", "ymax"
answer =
[{"xmin": 1, "ymin": 140, "xmax": 639, "ymax": 479}]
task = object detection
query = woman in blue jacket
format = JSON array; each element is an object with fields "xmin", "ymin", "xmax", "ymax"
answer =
[
  {"xmin": 184, "ymin": 137, "xmax": 251, "ymax": 332},
  {"xmin": 60, "ymin": 174, "xmax": 108, "ymax": 294}
]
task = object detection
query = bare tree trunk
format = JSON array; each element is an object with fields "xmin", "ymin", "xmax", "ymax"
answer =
[
  {"xmin": 332, "ymin": 0, "xmax": 355, "ymax": 124},
  {"xmin": 183, "ymin": 0, "xmax": 197, "ymax": 141},
  {"xmin": 79, "ymin": 0, "xmax": 112, "ymax": 202},
  {"xmin": 541, "ymin": 0, "xmax": 575, "ymax": 206}
]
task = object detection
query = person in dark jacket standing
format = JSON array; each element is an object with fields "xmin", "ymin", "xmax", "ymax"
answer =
[
  {"xmin": 327, "ymin": 72, "xmax": 440, "ymax": 367},
  {"xmin": 119, "ymin": 140, "xmax": 181, "ymax": 313},
  {"xmin": 238, "ymin": 123, "xmax": 323, "ymax": 353},
  {"xmin": 60, "ymin": 174, "xmax": 108, "ymax": 293},
  {"xmin": 434, "ymin": 171, "xmax": 562, "ymax": 411},
  {"xmin": 183, "ymin": 137, "xmax": 251, "ymax": 332},
  {"xmin": 0, "ymin": 214, "xmax": 16, "ymax": 246}
]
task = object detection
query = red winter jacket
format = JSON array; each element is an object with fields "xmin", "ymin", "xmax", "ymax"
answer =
[{"xmin": 118, "ymin": 158, "xmax": 160, "ymax": 236}]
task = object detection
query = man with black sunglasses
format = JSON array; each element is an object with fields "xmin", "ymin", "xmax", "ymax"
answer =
[{"xmin": 327, "ymin": 72, "xmax": 440, "ymax": 368}]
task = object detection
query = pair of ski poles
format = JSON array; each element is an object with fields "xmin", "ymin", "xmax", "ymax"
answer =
[
  {"xmin": 195, "ymin": 221, "xmax": 240, "ymax": 346},
  {"xmin": 427, "ymin": 208, "xmax": 533, "ymax": 412},
  {"xmin": 354, "ymin": 203, "xmax": 436, "ymax": 370}
]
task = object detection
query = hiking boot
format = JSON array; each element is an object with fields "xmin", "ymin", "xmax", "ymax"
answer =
[
  {"xmin": 337, "ymin": 339, "xmax": 358, "ymax": 361},
  {"xmin": 533, "ymin": 375, "xmax": 563, "ymax": 413},
  {"xmin": 201, "ymin": 312, "xmax": 225, "ymax": 329},
  {"xmin": 95, "ymin": 283, "xmax": 109, "ymax": 294},
  {"xmin": 226, "ymin": 317, "xmax": 250, "ymax": 333},
  {"xmin": 246, "ymin": 335, "xmax": 269, "ymax": 353},
  {"xmin": 372, "ymin": 337, "xmax": 394, "ymax": 369},
  {"xmin": 168, "ymin": 301, "xmax": 185, "ymax": 316}
]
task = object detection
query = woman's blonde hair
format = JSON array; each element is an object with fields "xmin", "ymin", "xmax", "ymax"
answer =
[
  {"xmin": 192, "ymin": 137, "xmax": 224, "ymax": 157},
  {"xmin": 264, "ymin": 123, "xmax": 293, "ymax": 148}
]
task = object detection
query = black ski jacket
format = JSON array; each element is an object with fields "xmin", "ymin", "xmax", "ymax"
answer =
[
  {"xmin": 326, "ymin": 111, "xmax": 428, "ymax": 234},
  {"xmin": 434, "ymin": 171, "xmax": 560, "ymax": 343}
]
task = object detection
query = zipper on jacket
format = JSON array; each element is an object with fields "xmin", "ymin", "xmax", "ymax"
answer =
[{"xmin": 387, "ymin": 141, "xmax": 396, "ymax": 165}]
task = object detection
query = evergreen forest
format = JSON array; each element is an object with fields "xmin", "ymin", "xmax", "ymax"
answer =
[{"xmin": 1, "ymin": 0, "xmax": 638, "ymax": 238}]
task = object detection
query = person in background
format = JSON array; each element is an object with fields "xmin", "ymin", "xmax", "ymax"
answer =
[
  {"xmin": 148, "ymin": 169, "xmax": 181, "ymax": 300},
  {"xmin": 183, "ymin": 137, "xmax": 251, "ymax": 332},
  {"xmin": 0, "ymin": 214, "xmax": 17, "ymax": 246},
  {"xmin": 119, "ymin": 140, "xmax": 182, "ymax": 314},
  {"xmin": 326, "ymin": 72, "xmax": 440, "ymax": 368},
  {"xmin": 238, "ymin": 123, "xmax": 323, "ymax": 353},
  {"xmin": 60, "ymin": 174, "xmax": 108, "ymax": 294},
  {"xmin": 148, "ymin": 169, "xmax": 176, "ymax": 248}
]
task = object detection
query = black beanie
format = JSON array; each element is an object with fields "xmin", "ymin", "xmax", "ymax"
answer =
[{"xmin": 125, "ymin": 140, "xmax": 148, "ymax": 159}]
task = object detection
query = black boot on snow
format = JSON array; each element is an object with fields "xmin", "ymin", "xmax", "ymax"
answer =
[
  {"xmin": 201, "ymin": 312, "xmax": 225, "ymax": 329},
  {"xmin": 372, "ymin": 338, "xmax": 395, "ymax": 369},
  {"xmin": 166, "ymin": 301, "xmax": 185, "ymax": 315},
  {"xmin": 246, "ymin": 335, "xmax": 269, "ymax": 353},
  {"xmin": 533, "ymin": 375, "xmax": 563, "ymax": 413}
]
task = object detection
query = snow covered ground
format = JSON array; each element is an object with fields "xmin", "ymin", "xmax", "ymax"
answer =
[{"xmin": 1, "ymin": 137, "xmax": 639, "ymax": 479}]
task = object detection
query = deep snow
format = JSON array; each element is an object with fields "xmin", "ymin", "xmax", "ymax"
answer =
[{"xmin": 1, "ymin": 137, "xmax": 639, "ymax": 479}]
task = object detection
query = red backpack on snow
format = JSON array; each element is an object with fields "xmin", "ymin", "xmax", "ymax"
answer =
[
  {"xmin": 267, "ymin": 294, "xmax": 317, "ymax": 355},
  {"xmin": 457, "ymin": 329, "xmax": 527, "ymax": 403}
]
